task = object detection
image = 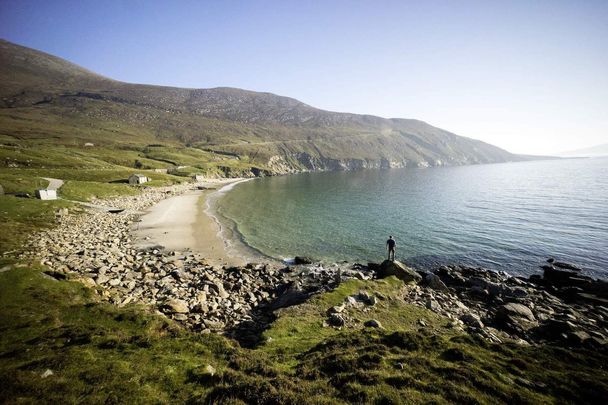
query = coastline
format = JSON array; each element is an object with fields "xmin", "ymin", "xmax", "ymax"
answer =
[
  {"xmin": 19, "ymin": 175, "xmax": 608, "ymax": 348},
  {"xmin": 132, "ymin": 178, "xmax": 257, "ymax": 267}
]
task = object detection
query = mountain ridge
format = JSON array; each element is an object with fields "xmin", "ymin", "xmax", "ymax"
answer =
[{"xmin": 0, "ymin": 39, "xmax": 537, "ymax": 175}]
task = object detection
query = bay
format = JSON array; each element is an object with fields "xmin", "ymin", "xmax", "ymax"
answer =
[{"xmin": 213, "ymin": 157, "xmax": 608, "ymax": 278}]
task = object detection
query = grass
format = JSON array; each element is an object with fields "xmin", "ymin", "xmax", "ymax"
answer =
[
  {"xmin": 0, "ymin": 172, "xmax": 49, "ymax": 195},
  {"xmin": 1, "ymin": 265, "xmax": 606, "ymax": 404},
  {"xmin": 59, "ymin": 180, "xmax": 139, "ymax": 202},
  {"xmin": 260, "ymin": 278, "xmax": 449, "ymax": 364},
  {"xmin": 0, "ymin": 265, "xmax": 232, "ymax": 404},
  {"xmin": 0, "ymin": 196, "xmax": 74, "ymax": 254}
]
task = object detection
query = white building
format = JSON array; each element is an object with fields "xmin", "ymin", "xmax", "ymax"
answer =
[
  {"xmin": 128, "ymin": 174, "xmax": 149, "ymax": 185},
  {"xmin": 36, "ymin": 189, "xmax": 57, "ymax": 200}
]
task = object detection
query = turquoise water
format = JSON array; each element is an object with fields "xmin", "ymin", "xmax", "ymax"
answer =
[{"xmin": 213, "ymin": 157, "xmax": 608, "ymax": 278}]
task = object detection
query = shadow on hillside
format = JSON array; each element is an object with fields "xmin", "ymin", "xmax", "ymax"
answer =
[{"xmin": 224, "ymin": 278, "xmax": 340, "ymax": 348}]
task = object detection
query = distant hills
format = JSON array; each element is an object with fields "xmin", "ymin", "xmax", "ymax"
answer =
[
  {"xmin": 558, "ymin": 143, "xmax": 608, "ymax": 157},
  {"xmin": 0, "ymin": 39, "xmax": 536, "ymax": 174}
]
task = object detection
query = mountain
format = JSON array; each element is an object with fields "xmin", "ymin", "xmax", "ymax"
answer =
[
  {"xmin": 558, "ymin": 143, "xmax": 608, "ymax": 157},
  {"xmin": 0, "ymin": 39, "xmax": 531, "ymax": 175}
]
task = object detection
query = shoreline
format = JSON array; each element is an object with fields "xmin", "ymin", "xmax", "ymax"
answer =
[
  {"xmin": 132, "ymin": 178, "xmax": 258, "ymax": 267},
  {"xmin": 18, "ymin": 177, "xmax": 608, "ymax": 348}
]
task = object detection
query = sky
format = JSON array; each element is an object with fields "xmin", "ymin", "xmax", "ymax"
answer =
[{"xmin": 0, "ymin": 0, "xmax": 606, "ymax": 155}]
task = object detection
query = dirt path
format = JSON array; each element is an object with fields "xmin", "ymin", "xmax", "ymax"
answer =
[{"xmin": 42, "ymin": 177, "xmax": 64, "ymax": 190}]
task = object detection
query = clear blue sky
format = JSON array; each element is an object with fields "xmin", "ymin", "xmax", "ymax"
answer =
[{"xmin": 1, "ymin": 0, "xmax": 606, "ymax": 154}]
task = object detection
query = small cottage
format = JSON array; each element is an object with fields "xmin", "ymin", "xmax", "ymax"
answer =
[
  {"xmin": 154, "ymin": 168, "xmax": 168, "ymax": 173},
  {"xmin": 36, "ymin": 189, "xmax": 57, "ymax": 200},
  {"xmin": 84, "ymin": 142, "xmax": 94, "ymax": 147},
  {"xmin": 192, "ymin": 174, "xmax": 205, "ymax": 182},
  {"xmin": 128, "ymin": 174, "xmax": 149, "ymax": 185}
]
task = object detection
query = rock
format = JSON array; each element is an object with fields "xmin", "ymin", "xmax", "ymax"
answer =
[
  {"xmin": 204, "ymin": 319, "xmax": 225, "ymax": 329},
  {"xmin": 568, "ymin": 330, "xmax": 591, "ymax": 346},
  {"xmin": 78, "ymin": 277, "xmax": 97, "ymax": 288},
  {"xmin": 96, "ymin": 274, "xmax": 110, "ymax": 284},
  {"xmin": 272, "ymin": 284, "xmax": 309, "ymax": 310},
  {"xmin": 553, "ymin": 261, "xmax": 582, "ymax": 272},
  {"xmin": 499, "ymin": 303, "xmax": 535, "ymax": 322},
  {"xmin": 328, "ymin": 313, "xmax": 345, "ymax": 327},
  {"xmin": 460, "ymin": 313, "xmax": 484, "ymax": 329},
  {"xmin": 496, "ymin": 303, "xmax": 537, "ymax": 331},
  {"xmin": 425, "ymin": 273, "xmax": 448, "ymax": 291},
  {"xmin": 41, "ymin": 369, "xmax": 54, "ymax": 378},
  {"xmin": 328, "ymin": 304, "xmax": 346, "ymax": 314},
  {"xmin": 204, "ymin": 364, "xmax": 216, "ymax": 377},
  {"xmin": 294, "ymin": 256, "xmax": 314, "ymax": 265},
  {"xmin": 210, "ymin": 281, "xmax": 229, "ymax": 299},
  {"xmin": 377, "ymin": 260, "xmax": 422, "ymax": 283},
  {"xmin": 363, "ymin": 319, "xmax": 383, "ymax": 328},
  {"xmin": 357, "ymin": 290, "xmax": 376, "ymax": 305},
  {"xmin": 367, "ymin": 262, "xmax": 381, "ymax": 272},
  {"xmin": 426, "ymin": 299, "xmax": 441, "ymax": 311},
  {"xmin": 164, "ymin": 299, "xmax": 189, "ymax": 313}
]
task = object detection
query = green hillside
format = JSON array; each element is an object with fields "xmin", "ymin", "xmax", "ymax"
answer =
[{"xmin": 0, "ymin": 39, "xmax": 529, "ymax": 177}]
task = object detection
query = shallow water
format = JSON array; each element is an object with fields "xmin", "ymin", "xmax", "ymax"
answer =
[{"xmin": 212, "ymin": 157, "xmax": 608, "ymax": 278}]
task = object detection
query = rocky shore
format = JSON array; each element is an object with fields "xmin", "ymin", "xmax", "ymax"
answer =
[{"xmin": 20, "ymin": 183, "xmax": 608, "ymax": 349}]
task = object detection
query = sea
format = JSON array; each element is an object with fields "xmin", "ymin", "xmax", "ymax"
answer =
[{"xmin": 209, "ymin": 157, "xmax": 608, "ymax": 279}]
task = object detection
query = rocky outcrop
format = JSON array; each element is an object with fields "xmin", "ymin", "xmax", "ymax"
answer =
[
  {"xmin": 376, "ymin": 260, "xmax": 422, "ymax": 283},
  {"xmin": 399, "ymin": 264, "xmax": 608, "ymax": 347}
]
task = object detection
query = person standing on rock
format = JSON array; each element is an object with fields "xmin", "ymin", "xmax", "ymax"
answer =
[{"xmin": 386, "ymin": 235, "xmax": 396, "ymax": 261}]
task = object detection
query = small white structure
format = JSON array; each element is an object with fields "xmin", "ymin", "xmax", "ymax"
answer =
[
  {"xmin": 36, "ymin": 189, "xmax": 57, "ymax": 200},
  {"xmin": 154, "ymin": 168, "xmax": 168, "ymax": 173},
  {"xmin": 128, "ymin": 174, "xmax": 149, "ymax": 185},
  {"xmin": 192, "ymin": 174, "xmax": 205, "ymax": 181},
  {"xmin": 84, "ymin": 142, "xmax": 94, "ymax": 147}
]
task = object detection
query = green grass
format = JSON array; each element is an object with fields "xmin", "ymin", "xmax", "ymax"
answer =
[
  {"xmin": 0, "ymin": 265, "xmax": 233, "ymax": 403},
  {"xmin": 0, "ymin": 196, "xmax": 73, "ymax": 254},
  {"xmin": 2, "ymin": 265, "xmax": 606, "ymax": 404},
  {"xmin": 261, "ymin": 278, "xmax": 449, "ymax": 364},
  {"xmin": 59, "ymin": 180, "xmax": 139, "ymax": 202},
  {"xmin": 0, "ymin": 172, "xmax": 49, "ymax": 195}
]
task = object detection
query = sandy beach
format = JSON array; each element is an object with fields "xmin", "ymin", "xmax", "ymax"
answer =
[{"xmin": 132, "ymin": 179, "xmax": 250, "ymax": 266}]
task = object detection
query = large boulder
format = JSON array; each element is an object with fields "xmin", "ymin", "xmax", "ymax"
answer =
[
  {"xmin": 294, "ymin": 256, "xmax": 314, "ymax": 265},
  {"xmin": 495, "ymin": 302, "xmax": 537, "ymax": 332},
  {"xmin": 424, "ymin": 273, "xmax": 449, "ymax": 291},
  {"xmin": 377, "ymin": 260, "xmax": 422, "ymax": 284},
  {"xmin": 164, "ymin": 299, "xmax": 189, "ymax": 314}
]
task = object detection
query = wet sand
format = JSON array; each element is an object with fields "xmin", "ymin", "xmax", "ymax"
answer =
[{"xmin": 133, "ymin": 179, "xmax": 248, "ymax": 266}]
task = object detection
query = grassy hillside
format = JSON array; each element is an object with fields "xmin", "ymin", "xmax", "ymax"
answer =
[{"xmin": 0, "ymin": 39, "xmax": 530, "ymax": 177}]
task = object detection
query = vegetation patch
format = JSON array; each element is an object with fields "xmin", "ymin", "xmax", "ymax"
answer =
[
  {"xmin": 0, "ymin": 196, "xmax": 73, "ymax": 253},
  {"xmin": 59, "ymin": 180, "xmax": 139, "ymax": 202}
]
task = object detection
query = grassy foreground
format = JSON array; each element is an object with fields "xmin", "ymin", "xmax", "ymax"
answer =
[
  {"xmin": 1, "ymin": 264, "xmax": 606, "ymax": 404},
  {"xmin": 1, "ymin": 141, "xmax": 606, "ymax": 403}
]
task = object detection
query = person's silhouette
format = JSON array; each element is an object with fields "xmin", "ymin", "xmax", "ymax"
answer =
[{"xmin": 386, "ymin": 235, "xmax": 396, "ymax": 261}]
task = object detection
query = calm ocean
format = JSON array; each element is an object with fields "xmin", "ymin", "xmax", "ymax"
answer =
[{"xmin": 212, "ymin": 157, "xmax": 608, "ymax": 278}]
